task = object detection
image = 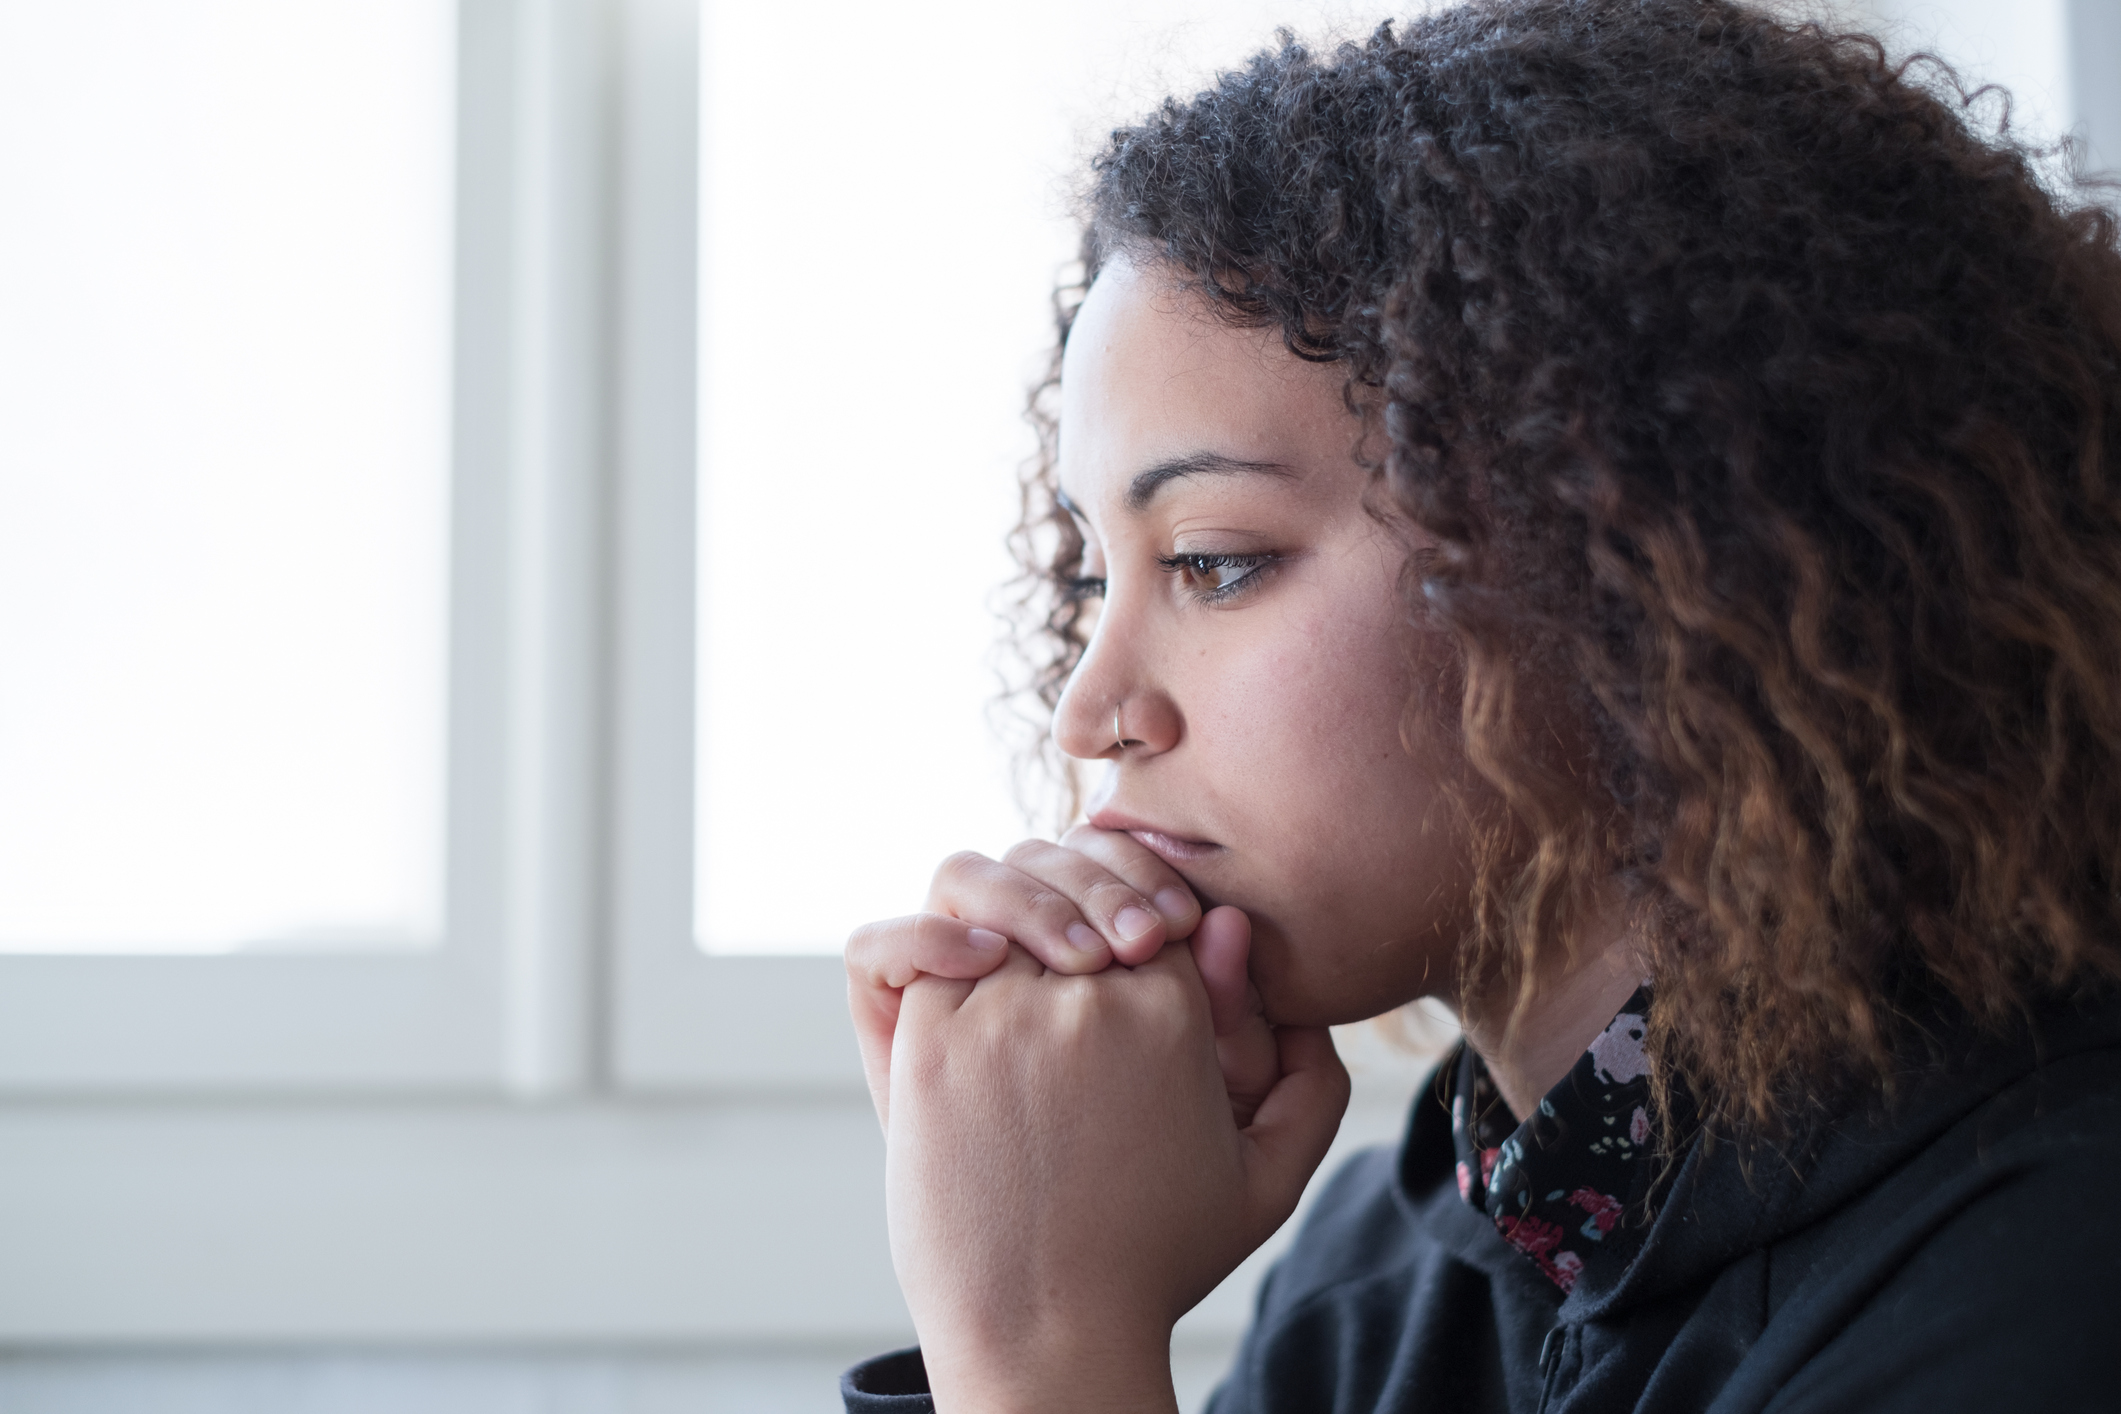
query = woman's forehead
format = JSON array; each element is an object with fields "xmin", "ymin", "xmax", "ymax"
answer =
[{"xmin": 1057, "ymin": 264, "xmax": 1355, "ymax": 518}]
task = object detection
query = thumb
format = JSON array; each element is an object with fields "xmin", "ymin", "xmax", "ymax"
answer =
[
  {"xmin": 845, "ymin": 912, "xmax": 1011, "ymax": 1131},
  {"xmin": 1238, "ymin": 1024, "xmax": 1351, "ymax": 1227},
  {"xmin": 1193, "ymin": 906, "xmax": 1280, "ymax": 1127},
  {"xmin": 1192, "ymin": 905, "xmax": 1254, "ymax": 1036}
]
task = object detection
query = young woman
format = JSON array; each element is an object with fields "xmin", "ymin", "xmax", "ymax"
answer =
[{"xmin": 841, "ymin": 1, "xmax": 2121, "ymax": 1409}]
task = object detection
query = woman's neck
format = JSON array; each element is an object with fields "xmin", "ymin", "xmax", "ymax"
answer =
[{"xmin": 1458, "ymin": 911, "xmax": 1645, "ymax": 1123}]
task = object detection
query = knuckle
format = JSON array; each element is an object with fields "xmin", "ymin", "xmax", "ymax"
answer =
[
  {"xmin": 1057, "ymin": 822, "xmax": 1103, "ymax": 851},
  {"xmin": 843, "ymin": 917, "xmax": 899, "ymax": 969},
  {"xmin": 933, "ymin": 849, "xmax": 992, "ymax": 885},
  {"xmin": 1140, "ymin": 969, "xmax": 1201, "ymax": 1017},
  {"xmin": 910, "ymin": 911, "xmax": 959, "ymax": 951},
  {"xmin": 1048, "ymin": 976, "xmax": 1102, "ymax": 1036},
  {"xmin": 1021, "ymin": 886, "xmax": 1078, "ymax": 928},
  {"xmin": 1001, "ymin": 838, "xmax": 1051, "ymax": 869}
]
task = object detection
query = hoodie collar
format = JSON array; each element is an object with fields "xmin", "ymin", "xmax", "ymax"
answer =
[
  {"xmin": 1558, "ymin": 983, "xmax": 2121, "ymax": 1321},
  {"xmin": 1450, "ymin": 987, "xmax": 1670, "ymax": 1293},
  {"xmin": 1413, "ymin": 981, "xmax": 2121, "ymax": 1319}
]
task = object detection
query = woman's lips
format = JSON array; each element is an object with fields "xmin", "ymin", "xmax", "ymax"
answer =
[
  {"xmin": 1127, "ymin": 829, "xmax": 1221, "ymax": 865},
  {"xmin": 1088, "ymin": 809, "xmax": 1222, "ymax": 866}
]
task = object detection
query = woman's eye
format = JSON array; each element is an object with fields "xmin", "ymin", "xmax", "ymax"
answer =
[
  {"xmin": 1060, "ymin": 574, "xmax": 1107, "ymax": 602},
  {"xmin": 1156, "ymin": 552, "xmax": 1276, "ymax": 602}
]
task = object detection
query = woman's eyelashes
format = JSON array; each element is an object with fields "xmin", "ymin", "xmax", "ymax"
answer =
[
  {"xmin": 1158, "ymin": 551, "xmax": 1278, "ymax": 604},
  {"xmin": 1058, "ymin": 551, "xmax": 1279, "ymax": 605},
  {"xmin": 1062, "ymin": 573, "xmax": 1108, "ymax": 602},
  {"xmin": 1059, "ymin": 541, "xmax": 1109, "ymax": 603}
]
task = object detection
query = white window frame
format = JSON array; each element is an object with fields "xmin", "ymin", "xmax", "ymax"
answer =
[
  {"xmin": 602, "ymin": 0, "xmax": 858, "ymax": 1090},
  {"xmin": 0, "ymin": 0, "xmax": 854, "ymax": 1099},
  {"xmin": 0, "ymin": 0, "xmax": 609, "ymax": 1096},
  {"xmin": 0, "ymin": 5, "xmax": 894, "ymax": 1338}
]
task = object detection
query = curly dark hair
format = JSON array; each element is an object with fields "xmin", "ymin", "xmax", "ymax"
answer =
[{"xmin": 1005, "ymin": 0, "xmax": 2121, "ymax": 1134}]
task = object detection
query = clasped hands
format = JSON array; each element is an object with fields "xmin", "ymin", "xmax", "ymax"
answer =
[{"xmin": 846, "ymin": 826, "xmax": 1350, "ymax": 1414}]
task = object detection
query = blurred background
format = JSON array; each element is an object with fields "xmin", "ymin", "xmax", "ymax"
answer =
[{"xmin": 0, "ymin": 1, "xmax": 2110, "ymax": 1409}]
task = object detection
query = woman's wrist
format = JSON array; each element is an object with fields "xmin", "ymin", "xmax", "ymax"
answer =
[{"xmin": 923, "ymin": 1331, "xmax": 1180, "ymax": 1414}]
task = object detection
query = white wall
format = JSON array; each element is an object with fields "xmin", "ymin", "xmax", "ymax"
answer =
[
  {"xmin": 1861, "ymin": 0, "xmax": 2073, "ymax": 146},
  {"xmin": 0, "ymin": 1346, "xmax": 1269, "ymax": 1414},
  {"xmin": 0, "ymin": 1079, "xmax": 1427, "ymax": 1414}
]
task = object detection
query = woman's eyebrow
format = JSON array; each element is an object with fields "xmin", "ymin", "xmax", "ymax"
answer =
[{"xmin": 1126, "ymin": 452, "xmax": 1298, "ymax": 511}]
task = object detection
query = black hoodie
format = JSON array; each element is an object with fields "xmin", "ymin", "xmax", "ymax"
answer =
[{"xmin": 842, "ymin": 989, "xmax": 2121, "ymax": 1412}]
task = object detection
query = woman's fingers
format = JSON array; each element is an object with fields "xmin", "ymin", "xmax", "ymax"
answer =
[
  {"xmin": 853, "ymin": 834, "xmax": 1201, "ymax": 1129},
  {"xmin": 925, "ymin": 841, "xmax": 1190, "ymax": 974},
  {"xmin": 1191, "ymin": 905, "xmax": 1253, "ymax": 1035},
  {"xmin": 899, "ymin": 938, "xmax": 1045, "ymax": 1025},
  {"xmin": 1192, "ymin": 906, "xmax": 1281, "ymax": 1127},
  {"xmin": 1240, "ymin": 1025, "xmax": 1352, "ymax": 1224},
  {"xmin": 1058, "ymin": 824, "xmax": 1205, "ymax": 955},
  {"xmin": 999, "ymin": 837, "xmax": 1184, "ymax": 967},
  {"xmin": 846, "ymin": 911, "xmax": 1010, "ymax": 1129}
]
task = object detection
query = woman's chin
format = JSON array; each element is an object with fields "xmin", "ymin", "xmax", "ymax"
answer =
[
  {"xmin": 1250, "ymin": 920, "xmax": 1446, "ymax": 1029},
  {"xmin": 1252, "ymin": 960, "xmax": 1401, "ymax": 1030}
]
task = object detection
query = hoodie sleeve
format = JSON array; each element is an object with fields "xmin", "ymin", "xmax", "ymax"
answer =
[{"xmin": 841, "ymin": 1347, "xmax": 933, "ymax": 1413}]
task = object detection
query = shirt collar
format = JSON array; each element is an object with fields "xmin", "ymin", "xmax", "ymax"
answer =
[{"xmin": 1450, "ymin": 985, "xmax": 1666, "ymax": 1292}]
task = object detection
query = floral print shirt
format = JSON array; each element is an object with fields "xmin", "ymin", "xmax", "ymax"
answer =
[{"xmin": 1450, "ymin": 986, "xmax": 1665, "ymax": 1293}]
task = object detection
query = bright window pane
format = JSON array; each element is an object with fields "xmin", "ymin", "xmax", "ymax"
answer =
[
  {"xmin": 0, "ymin": 2, "xmax": 454, "ymax": 952},
  {"xmin": 695, "ymin": 0, "xmax": 1394, "ymax": 954}
]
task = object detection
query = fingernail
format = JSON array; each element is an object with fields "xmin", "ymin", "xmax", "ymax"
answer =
[
  {"xmin": 1115, "ymin": 906, "xmax": 1158, "ymax": 941},
  {"xmin": 1154, "ymin": 888, "xmax": 1194, "ymax": 920},
  {"xmin": 967, "ymin": 927, "xmax": 1007, "ymax": 952},
  {"xmin": 1065, "ymin": 922, "xmax": 1106, "ymax": 953}
]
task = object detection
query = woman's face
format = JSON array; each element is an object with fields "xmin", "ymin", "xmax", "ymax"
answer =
[{"xmin": 1054, "ymin": 258, "xmax": 1478, "ymax": 1026}]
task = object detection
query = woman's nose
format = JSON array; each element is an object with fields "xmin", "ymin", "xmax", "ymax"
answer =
[{"xmin": 1053, "ymin": 656, "xmax": 1181, "ymax": 762}]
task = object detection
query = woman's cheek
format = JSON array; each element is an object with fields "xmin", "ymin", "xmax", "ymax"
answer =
[
  {"xmin": 1193, "ymin": 576, "xmax": 1457, "ymax": 1024},
  {"xmin": 1241, "ymin": 769, "xmax": 1474, "ymax": 1026}
]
